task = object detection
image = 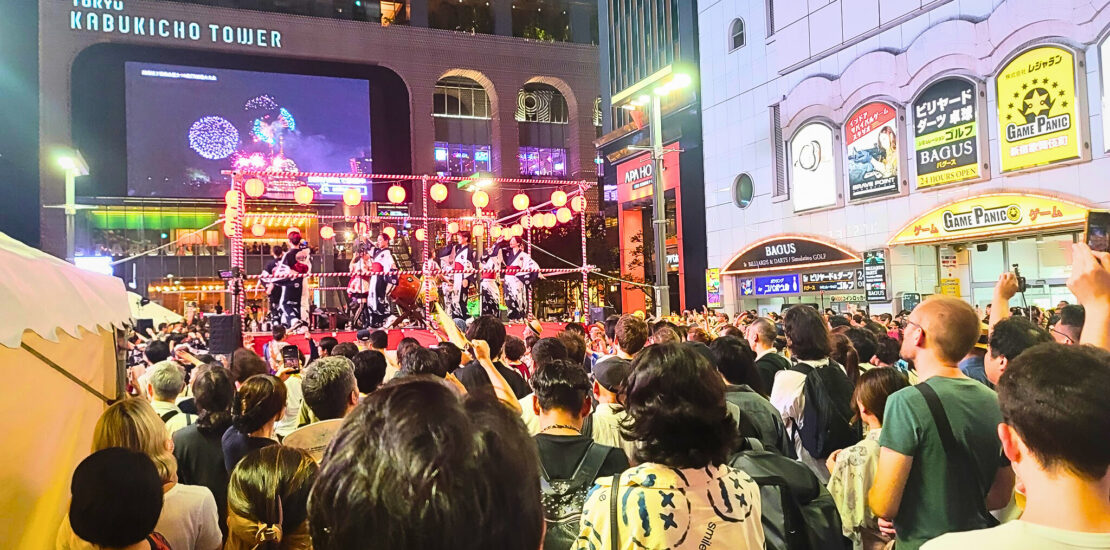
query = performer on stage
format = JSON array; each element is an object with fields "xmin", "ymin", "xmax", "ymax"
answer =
[
  {"xmin": 261, "ymin": 245, "xmax": 284, "ymax": 324},
  {"xmin": 502, "ymin": 235, "xmax": 539, "ymax": 321},
  {"xmin": 275, "ymin": 228, "xmax": 311, "ymax": 330},
  {"xmin": 479, "ymin": 238, "xmax": 505, "ymax": 317},
  {"xmin": 367, "ymin": 232, "xmax": 397, "ymax": 328},
  {"xmin": 449, "ymin": 231, "xmax": 476, "ymax": 320},
  {"xmin": 436, "ymin": 240, "xmax": 457, "ymax": 318},
  {"xmin": 346, "ymin": 244, "xmax": 373, "ymax": 328}
]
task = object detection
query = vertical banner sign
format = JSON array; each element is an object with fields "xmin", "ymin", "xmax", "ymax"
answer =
[
  {"xmin": 863, "ymin": 249, "xmax": 888, "ymax": 301},
  {"xmin": 706, "ymin": 268, "xmax": 722, "ymax": 309},
  {"xmin": 845, "ymin": 102, "xmax": 901, "ymax": 200},
  {"xmin": 912, "ymin": 78, "xmax": 980, "ymax": 188},
  {"xmin": 996, "ymin": 46, "xmax": 1080, "ymax": 172},
  {"xmin": 790, "ymin": 122, "xmax": 838, "ymax": 212}
]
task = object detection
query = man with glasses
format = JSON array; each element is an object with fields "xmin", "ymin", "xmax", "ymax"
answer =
[
  {"xmin": 1050, "ymin": 305, "xmax": 1084, "ymax": 345},
  {"xmin": 984, "ymin": 316, "xmax": 1052, "ymax": 385},
  {"xmin": 869, "ymin": 296, "xmax": 1016, "ymax": 550}
]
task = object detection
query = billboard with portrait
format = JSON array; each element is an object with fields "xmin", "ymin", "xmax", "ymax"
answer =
[{"xmin": 845, "ymin": 102, "xmax": 900, "ymax": 200}]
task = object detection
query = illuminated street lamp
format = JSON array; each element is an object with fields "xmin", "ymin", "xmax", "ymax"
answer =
[
  {"xmin": 611, "ymin": 65, "xmax": 692, "ymax": 318},
  {"xmin": 46, "ymin": 149, "xmax": 92, "ymax": 263}
]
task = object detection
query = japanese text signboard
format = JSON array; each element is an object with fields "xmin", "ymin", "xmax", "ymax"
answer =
[
  {"xmin": 722, "ymin": 236, "xmax": 861, "ymax": 275},
  {"xmin": 801, "ymin": 270, "xmax": 857, "ymax": 292},
  {"xmin": 845, "ymin": 102, "xmax": 901, "ymax": 200},
  {"xmin": 863, "ymin": 249, "xmax": 888, "ymax": 301},
  {"xmin": 912, "ymin": 78, "xmax": 980, "ymax": 188},
  {"xmin": 996, "ymin": 46, "xmax": 1080, "ymax": 172},
  {"xmin": 888, "ymin": 193, "xmax": 1089, "ymax": 246}
]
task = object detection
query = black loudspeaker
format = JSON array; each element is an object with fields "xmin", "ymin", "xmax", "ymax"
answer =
[{"xmin": 207, "ymin": 314, "xmax": 242, "ymax": 355}]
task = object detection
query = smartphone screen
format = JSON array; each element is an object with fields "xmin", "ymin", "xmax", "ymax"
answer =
[
  {"xmin": 1088, "ymin": 210, "xmax": 1110, "ymax": 253},
  {"xmin": 281, "ymin": 346, "xmax": 301, "ymax": 372}
]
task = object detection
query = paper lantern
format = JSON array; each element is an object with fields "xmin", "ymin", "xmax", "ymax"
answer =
[
  {"xmin": 320, "ymin": 226, "xmax": 336, "ymax": 240},
  {"xmin": 447, "ymin": 221, "xmax": 459, "ymax": 234},
  {"xmin": 510, "ymin": 224, "xmax": 523, "ymax": 237},
  {"xmin": 520, "ymin": 215, "xmax": 532, "ymax": 229},
  {"xmin": 251, "ymin": 223, "xmax": 266, "ymax": 237},
  {"xmin": 294, "ymin": 186, "xmax": 314, "ymax": 205},
  {"xmin": 224, "ymin": 204, "xmax": 240, "ymax": 219},
  {"xmin": 571, "ymin": 195, "xmax": 587, "ymax": 212},
  {"xmin": 472, "ymin": 223, "xmax": 485, "ymax": 237},
  {"xmin": 224, "ymin": 189, "xmax": 243, "ymax": 205},
  {"xmin": 490, "ymin": 225, "xmax": 503, "ymax": 239},
  {"xmin": 430, "ymin": 182, "xmax": 448, "ymax": 203},
  {"xmin": 415, "ymin": 228, "xmax": 426, "ymax": 241},
  {"xmin": 550, "ymin": 190, "xmax": 568, "ymax": 207},
  {"xmin": 343, "ymin": 188, "xmax": 363, "ymax": 206},
  {"xmin": 244, "ymin": 178, "xmax": 266, "ymax": 198},
  {"xmin": 387, "ymin": 185, "xmax": 406, "ymax": 204},
  {"xmin": 222, "ymin": 221, "xmax": 235, "ymax": 238},
  {"xmin": 556, "ymin": 207, "xmax": 573, "ymax": 224},
  {"xmin": 383, "ymin": 226, "xmax": 396, "ymax": 239},
  {"xmin": 512, "ymin": 193, "xmax": 530, "ymax": 211},
  {"xmin": 543, "ymin": 212, "xmax": 557, "ymax": 227},
  {"xmin": 531, "ymin": 213, "xmax": 545, "ymax": 229},
  {"xmin": 471, "ymin": 190, "xmax": 489, "ymax": 209}
]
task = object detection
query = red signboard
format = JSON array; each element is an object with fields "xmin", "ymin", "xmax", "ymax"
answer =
[{"xmin": 615, "ymin": 147, "xmax": 681, "ymax": 203}]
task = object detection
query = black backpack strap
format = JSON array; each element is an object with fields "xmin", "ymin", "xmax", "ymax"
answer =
[
  {"xmin": 609, "ymin": 472, "xmax": 620, "ymax": 550},
  {"xmin": 570, "ymin": 442, "xmax": 611, "ymax": 488},
  {"xmin": 160, "ymin": 410, "xmax": 179, "ymax": 423},
  {"xmin": 916, "ymin": 383, "xmax": 997, "ymax": 527},
  {"xmin": 789, "ymin": 361, "xmax": 815, "ymax": 376}
]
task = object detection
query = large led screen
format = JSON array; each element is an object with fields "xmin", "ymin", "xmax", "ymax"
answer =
[{"xmin": 125, "ymin": 62, "xmax": 372, "ymax": 198}]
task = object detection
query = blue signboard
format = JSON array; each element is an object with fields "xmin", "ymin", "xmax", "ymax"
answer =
[{"xmin": 754, "ymin": 274, "xmax": 799, "ymax": 295}]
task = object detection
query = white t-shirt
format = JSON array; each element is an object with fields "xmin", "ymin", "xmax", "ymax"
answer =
[
  {"xmin": 275, "ymin": 375, "xmax": 303, "ymax": 438},
  {"xmin": 157, "ymin": 483, "xmax": 222, "ymax": 550},
  {"xmin": 770, "ymin": 357, "xmax": 835, "ymax": 483},
  {"xmin": 923, "ymin": 520, "xmax": 1110, "ymax": 550}
]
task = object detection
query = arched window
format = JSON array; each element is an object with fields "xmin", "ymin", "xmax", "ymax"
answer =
[{"xmin": 729, "ymin": 18, "xmax": 746, "ymax": 51}]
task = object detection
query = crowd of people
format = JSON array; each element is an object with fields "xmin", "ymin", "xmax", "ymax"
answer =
[{"xmin": 60, "ymin": 242, "xmax": 1110, "ymax": 549}]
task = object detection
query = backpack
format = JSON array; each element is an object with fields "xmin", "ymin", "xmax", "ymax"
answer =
[
  {"xmin": 539, "ymin": 443, "xmax": 609, "ymax": 550},
  {"xmin": 729, "ymin": 438, "xmax": 848, "ymax": 550},
  {"xmin": 790, "ymin": 360, "xmax": 860, "ymax": 458}
]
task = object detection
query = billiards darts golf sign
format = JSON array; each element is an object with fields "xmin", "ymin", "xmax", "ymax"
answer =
[
  {"xmin": 722, "ymin": 236, "xmax": 861, "ymax": 275},
  {"xmin": 996, "ymin": 45, "xmax": 1081, "ymax": 172},
  {"xmin": 845, "ymin": 102, "xmax": 901, "ymax": 201},
  {"xmin": 912, "ymin": 77, "xmax": 981, "ymax": 188}
]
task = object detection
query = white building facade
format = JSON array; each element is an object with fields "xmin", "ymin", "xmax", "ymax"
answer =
[{"xmin": 698, "ymin": 0, "xmax": 1110, "ymax": 315}]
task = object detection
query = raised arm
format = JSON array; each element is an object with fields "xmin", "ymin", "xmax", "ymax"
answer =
[
  {"xmin": 471, "ymin": 339, "xmax": 522, "ymax": 414},
  {"xmin": 1068, "ymin": 243, "xmax": 1110, "ymax": 350},
  {"xmin": 989, "ymin": 272, "xmax": 1019, "ymax": 329}
]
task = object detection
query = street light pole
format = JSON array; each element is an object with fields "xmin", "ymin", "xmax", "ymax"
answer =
[{"xmin": 649, "ymin": 93, "xmax": 670, "ymax": 318}]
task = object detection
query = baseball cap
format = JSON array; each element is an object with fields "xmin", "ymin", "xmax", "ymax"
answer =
[
  {"xmin": 69, "ymin": 448, "xmax": 163, "ymax": 547},
  {"xmin": 356, "ymin": 329, "xmax": 372, "ymax": 342},
  {"xmin": 592, "ymin": 356, "xmax": 631, "ymax": 392}
]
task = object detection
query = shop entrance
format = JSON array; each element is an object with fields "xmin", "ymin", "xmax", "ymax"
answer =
[{"xmin": 963, "ymin": 233, "xmax": 1076, "ymax": 309}]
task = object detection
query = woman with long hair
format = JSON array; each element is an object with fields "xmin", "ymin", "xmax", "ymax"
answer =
[
  {"xmin": 223, "ymin": 374, "xmax": 286, "ymax": 473},
  {"xmin": 58, "ymin": 398, "xmax": 223, "ymax": 550},
  {"xmin": 174, "ymin": 365, "xmax": 236, "ymax": 536},
  {"xmin": 225, "ymin": 446, "xmax": 318, "ymax": 550}
]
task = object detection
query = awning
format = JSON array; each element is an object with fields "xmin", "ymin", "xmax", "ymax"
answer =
[
  {"xmin": 887, "ymin": 192, "xmax": 1089, "ymax": 246},
  {"xmin": 721, "ymin": 235, "xmax": 862, "ymax": 275}
]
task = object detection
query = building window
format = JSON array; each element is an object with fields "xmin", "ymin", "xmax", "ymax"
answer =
[
  {"xmin": 593, "ymin": 97, "xmax": 603, "ymax": 128},
  {"xmin": 729, "ymin": 18, "xmax": 746, "ymax": 51},
  {"xmin": 766, "ymin": 0, "xmax": 775, "ymax": 36},
  {"xmin": 518, "ymin": 146, "xmax": 568, "ymax": 177},
  {"xmin": 733, "ymin": 173, "xmax": 754, "ymax": 208},
  {"xmin": 434, "ymin": 77, "xmax": 492, "ymax": 119},
  {"xmin": 515, "ymin": 84, "xmax": 570, "ymax": 123},
  {"xmin": 434, "ymin": 142, "xmax": 492, "ymax": 176},
  {"xmin": 771, "ymin": 104, "xmax": 787, "ymax": 199}
]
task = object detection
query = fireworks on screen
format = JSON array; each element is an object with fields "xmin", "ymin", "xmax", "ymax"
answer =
[{"xmin": 188, "ymin": 116, "xmax": 240, "ymax": 160}]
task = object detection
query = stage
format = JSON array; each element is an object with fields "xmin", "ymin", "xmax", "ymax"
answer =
[{"xmin": 245, "ymin": 322, "xmax": 570, "ymax": 357}]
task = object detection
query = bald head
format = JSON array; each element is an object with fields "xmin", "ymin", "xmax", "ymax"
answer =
[{"xmin": 909, "ymin": 296, "xmax": 981, "ymax": 364}]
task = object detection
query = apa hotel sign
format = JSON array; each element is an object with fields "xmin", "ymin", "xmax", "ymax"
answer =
[{"xmin": 68, "ymin": 0, "xmax": 285, "ymax": 49}]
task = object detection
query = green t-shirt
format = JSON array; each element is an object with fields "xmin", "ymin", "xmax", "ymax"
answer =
[{"xmin": 879, "ymin": 376, "xmax": 1007, "ymax": 550}]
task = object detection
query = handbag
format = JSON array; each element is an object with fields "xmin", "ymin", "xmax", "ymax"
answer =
[{"xmin": 609, "ymin": 472, "xmax": 620, "ymax": 549}]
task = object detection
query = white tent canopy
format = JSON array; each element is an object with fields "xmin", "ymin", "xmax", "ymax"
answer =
[
  {"xmin": 128, "ymin": 291, "xmax": 184, "ymax": 328},
  {"xmin": 0, "ymin": 232, "xmax": 131, "ymax": 348},
  {"xmin": 0, "ymin": 232, "xmax": 131, "ymax": 549}
]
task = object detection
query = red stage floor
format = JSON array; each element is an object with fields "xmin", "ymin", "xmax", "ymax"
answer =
[{"xmin": 246, "ymin": 322, "xmax": 568, "ymax": 356}]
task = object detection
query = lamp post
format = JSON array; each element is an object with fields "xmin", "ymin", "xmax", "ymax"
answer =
[
  {"xmin": 613, "ymin": 67, "xmax": 691, "ymax": 318},
  {"xmin": 47, "ymin": 150, "xmax": 90, "ymax": 263}
]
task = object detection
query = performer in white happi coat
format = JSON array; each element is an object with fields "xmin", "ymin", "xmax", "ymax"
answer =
[
  {"xmin": 366, "ymin": 233, "xmax": 396, "ymax": 328},
  {"xmin": 346, "ymin": 244, "xmax": 373, "ymax": 328},
  {"xmin": 479, "ymin": 239, "xmax": 505, "ymax": 317},
  {"xmin": 448, "ymin": 232, "xmax": 476, "ymax": 320},
  {"xmin": 274, "ymin": 228, "xmax": 311, "ymax": 330},
  {"xmin": 502, "ymin": 235, "xmax": 539, "ymax": 321}
]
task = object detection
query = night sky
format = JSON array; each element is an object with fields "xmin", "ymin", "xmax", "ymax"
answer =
[{"xmin": 125, "ymin": 62, "xmax": 372, "ymax": 198}]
